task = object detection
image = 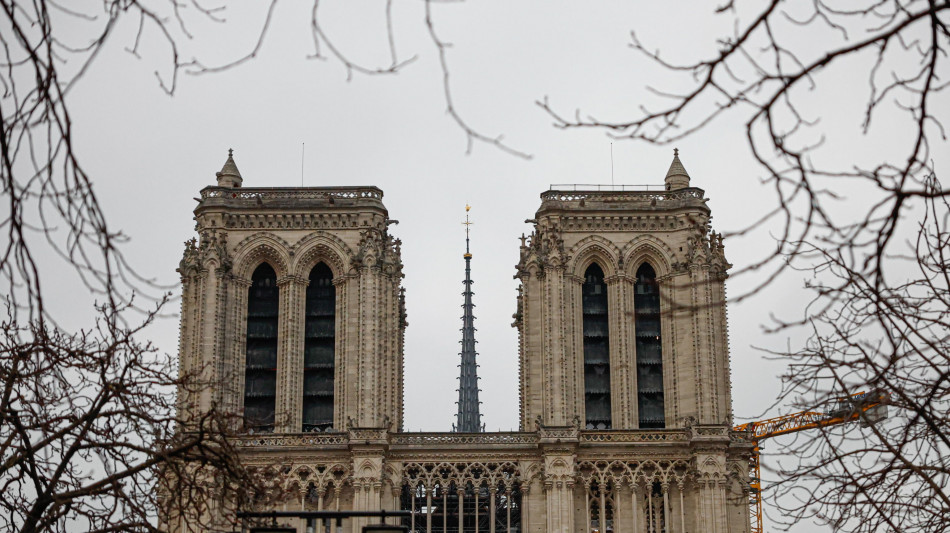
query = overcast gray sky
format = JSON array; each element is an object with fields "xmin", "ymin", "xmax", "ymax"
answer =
[{"xmin": 49, "ymin": 2, "xmax": 948, "ymax": 531}]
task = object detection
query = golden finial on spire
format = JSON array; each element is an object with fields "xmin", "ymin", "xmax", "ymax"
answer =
[{"xmin": 463, "ymin": 204, "xmax": 473, "ymax": 258}]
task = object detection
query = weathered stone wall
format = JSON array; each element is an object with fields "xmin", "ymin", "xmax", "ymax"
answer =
[
  {"xmin": 225, "ymin": 426, "xmax": 752, "ymax": 533},
  {"xmin": 515, "ymin": 188, "xmax": 733, "ymax": 431},
  {"xmin": 177, "ymin": 186, "xmax": 407, "ymax": 432}
]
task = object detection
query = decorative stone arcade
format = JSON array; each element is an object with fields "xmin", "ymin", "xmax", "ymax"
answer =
[{"xmin": 172, "ymin": 151, "xmax": 752, "ymax": 533}]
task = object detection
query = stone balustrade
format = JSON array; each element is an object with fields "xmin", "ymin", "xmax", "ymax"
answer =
[
  {"xmin": 197, "ymin": 186, "xmax": 387, "ymax": 211},
  {"xmin": 538, "ymin": 187, "xmax": 707, "ymax": 212},
  {"xmin": 580, "ymin": 429, "xmax": 690, "ymax": 443},
  {"xmin": 229, "ymin": 428, "xmax": 739, "ymax": 449}
]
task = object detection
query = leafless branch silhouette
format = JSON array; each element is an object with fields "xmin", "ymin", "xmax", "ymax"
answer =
[
  {"xmin": 537, "ymin": 2, "xmax": 949, "ymax": 531},
  {"xmin": 763, "ymin": 174, "xmax": 949, "ymax": 533},
  {"xmin": 0, "ymin": 2, "xmax": 282, "ymax": 531},
  {"xmin": 539, "ymin": 0, "xmax": 950, "ymax": 302}
]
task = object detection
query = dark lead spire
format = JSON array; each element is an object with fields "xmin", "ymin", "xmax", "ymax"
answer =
[{"xmin": 454, "ymin": 205, "xmax": 484, "ymax": 432}]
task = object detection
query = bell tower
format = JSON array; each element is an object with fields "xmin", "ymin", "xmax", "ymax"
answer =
[
  {"xmin": 514, "ymin": 150, "xmax": 733, "ymax": 430},
  {"xmin": 177, "ymin": 151, "xmax": 407, "ymax": 434}
]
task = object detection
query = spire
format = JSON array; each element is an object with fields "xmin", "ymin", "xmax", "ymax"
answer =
[
  {"xmin": 664, "ymin": 147, "xmax": 690, "ymax": 190},
  {"xmin": 455, "ymin": 204, "xmax": 484, "ymax": 432},
  {"xmin": 216, "ymin": 148, "xmax": 243, "ymax": 188}
]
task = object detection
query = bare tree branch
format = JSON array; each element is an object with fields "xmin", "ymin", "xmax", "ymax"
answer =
[
  {"xmin": 540, "ymin": 0, "xmax": 950, "ymax": 303},
  {"xmin": 423, "ymin": 0, "xmax": 531, "ymax": 159}
]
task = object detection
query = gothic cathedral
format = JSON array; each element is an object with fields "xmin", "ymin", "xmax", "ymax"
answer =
[{"xmin": 173, "ymin": 150, "xmax": 752, "ymax": 533}]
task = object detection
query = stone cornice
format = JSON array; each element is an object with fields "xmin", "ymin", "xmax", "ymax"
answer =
[
  {"xmin": 230, "ymin": 429, "xmax": 705, "ymax": 452},
  {"xmin": 216, "ymin": 211, "xmax": 385, "ymax": 231}
]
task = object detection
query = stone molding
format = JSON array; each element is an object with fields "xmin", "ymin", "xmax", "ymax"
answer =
[{"xmin": 231, "ymin": 429, "xmax": 715, "ymax": 450}]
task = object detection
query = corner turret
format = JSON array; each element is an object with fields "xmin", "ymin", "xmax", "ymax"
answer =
[
  {"xmin": 216, "ymin": 148, "xmax": 243, "ymax": 188},
  {"xmin": 665, "ymin": 148, "xmax": 691, "ymax": 190}
]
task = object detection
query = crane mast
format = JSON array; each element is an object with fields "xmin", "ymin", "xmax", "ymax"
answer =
[{"xmin": 734, "ymin": 391, "xmax": 888, "ymax": 533}]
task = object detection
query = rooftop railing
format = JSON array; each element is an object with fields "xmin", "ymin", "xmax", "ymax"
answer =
[
  {"xmin": 540, "ymin": 187, "xmax": 706, "ymax": 205},
  {"xmin": 199, "ymin": 186, "xmax": 384, "ymax": 202},
  {"xmin": 549, "ymin": 183, "xmax": 666, "ymax": 191}
]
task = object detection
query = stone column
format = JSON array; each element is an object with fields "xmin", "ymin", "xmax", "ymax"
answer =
[
  {"xmin": 541, "ymin": 452, "xmax": 575, "ymax": 533},
  {"xmin": 710, "ymin": 271, "xmax": 732, "ymax": 424},
  {"xmin": 221, "ymin": 275, "xmax": 249, "ymax": 422},
  {"xmin": 276, "ymin": 275, "xmax": 307, "ymax": 433},
  {"xmin": 677, "ymin": 482, "xmax": 686, "ymax": 533},
  {"xmin": 605, "ymin": 274, "xmax": 634, "ymax": 428},
  {"xmin": 630, "ymin": 483, "xmax": 642, "ymax": 533},
  {"xmin": 209, "ymin": 261, "xmax": 232, "ymax": 414},
  {"xmin": 458, "ymin": 488, "xmax": 465, "ymax": 533},
  {"xmin": 568, "ymin": 274, "xmax": 585, "ymax": 424},
  {"xmin": 585, "ymin": 486, "xmax": 591, "ymax": 533},
  {"xmin": 348, "ymin": 428, "xmax": 387, "ymax": 533},
  {"xmin": 333, "ymin": 275, "xmax": 350, "ymax": 430},
  {"xmin": 693, "ymin": 473, "xmax": 729, "ymax": 533},
  {"xmin": 426, "ymin": 486, "xmax": 433, "ymax": 533},
  {"xmin": 176, "ymin": 259, "xmax": 201, "ymax": 426},
  {"xmin": 664, "ymin": 269, "xmax": 688, "ymax": 425},
  {"xmin": 662, "ymin": 483, "xmax": 671, "ymax": 533},
  {"xmin": 519, "ymin": 269, "xmax": 541, "ymax": 430},
  {"xmin": 350, "ymin": 459, "xmax": 383, "ymax": 533},
  {"xmin": 540, "ymin": 264, "xmax": 569, "ymax": 425},
  {"xmin": 356, "ymin": 261, "xmax": 381, "ymax": 426},
  {"xmin": 688, "ymin": 265, "xmax": 719, "ymax": 423},
  {"xmin": 521, "ymin": 484, "xmax": 534, "ymax": 533},
  {"xmin": 489, "ymin": 486, "xmax": 497, "ymax": 533},
  {"xmin": 195, "ymin": 265, "xmax": 219, "ymax": 415}
]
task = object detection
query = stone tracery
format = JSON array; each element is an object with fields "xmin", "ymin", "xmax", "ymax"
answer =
[
  {"xmin": 291, "ymin": 231, "xmax": 354, "ymax": 279},
  {"xmin": 232, "ymin": 235, "xmax": 291, "ymax": 281},
  {"xmin": 285, "ymin": 462, "xmax": 353, "ymax": 510},
  {"xmin": 569, "ymin": 235, "xmax": 623, "ymax": 277},
  {"xmin": 400, "ymin": 461, "xmax": 526, "ymax": 533}
]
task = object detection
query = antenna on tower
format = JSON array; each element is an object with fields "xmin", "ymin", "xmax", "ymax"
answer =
[
  {"xmin": 301, "ymin": 143, "xmax": 305, "ymax": 186},
  {"xmin": 610, "ymin": 142, "xmax": 615, "ymax": 185}
]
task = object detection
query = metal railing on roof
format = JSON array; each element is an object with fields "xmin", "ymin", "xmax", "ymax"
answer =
[{"xmin": 549, "ymin": 184, "xmax": 666, "ymax": 191}]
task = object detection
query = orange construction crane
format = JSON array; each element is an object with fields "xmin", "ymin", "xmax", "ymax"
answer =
[{"xmin": 733, "ymin": 391, "xmax": 888, "ymax": 533}]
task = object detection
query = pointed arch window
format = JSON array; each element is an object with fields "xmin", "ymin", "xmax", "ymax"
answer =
[
  {"xmin": 244, "ymin": 263, "xmax": 278, "ymax": 432},
  {"xmin": 303, "ymin": 263, "xmax": 335, "ymax": 432},
  {"xmin": 583, "ymin": 263, "xmax": 612, "ymax": 429},
  {"xmin": 646, "ymin": 481, "xmax": 667, "ymax": 532},
  {"xmin": 635, "ymin": 263, "xmax": 665, "ymax": 428}
]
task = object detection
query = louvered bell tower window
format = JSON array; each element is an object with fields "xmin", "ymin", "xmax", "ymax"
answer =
[
  {"xmin": 303, "ymin": 263, "xmax": 335, "ymax": 432},
  {"xmin": 635, "ymin": 263, "xmax": 665, "ymax": 428},
  {"xmin": 244, "ymin": 263, "xmax": 278, "ymax": 432},
  {"xmin": 583, "ymin": 263, "xmax": 612, "ymax": 429}
]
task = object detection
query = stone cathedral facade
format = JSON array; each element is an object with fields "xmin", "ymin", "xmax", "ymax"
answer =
[{"xmin": 173, "ymin": 151, "xmax": 752, "ymax": 533}]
